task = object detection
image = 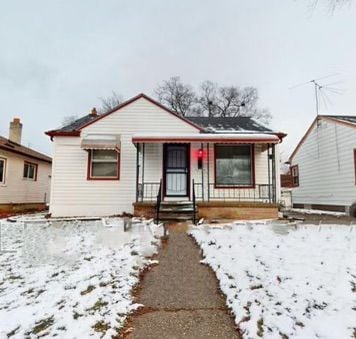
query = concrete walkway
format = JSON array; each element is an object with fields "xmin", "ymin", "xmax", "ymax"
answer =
[{"xmin": 125, "ymin": 224, "xmax": 240, "ymax": 339}]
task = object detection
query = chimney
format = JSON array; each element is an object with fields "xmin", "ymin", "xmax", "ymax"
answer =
[
  {"xmin": 90, "ymin": 107, "xmax": 98, "ymax": 117},
  {"xmin": 9, "ymin": 118, "xmax": 22, "ymax": 144}
]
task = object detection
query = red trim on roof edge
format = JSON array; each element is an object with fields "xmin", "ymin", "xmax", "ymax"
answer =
[{"xmin": 45, "ymin": 130, "xmax": 81, "ymax": 140}]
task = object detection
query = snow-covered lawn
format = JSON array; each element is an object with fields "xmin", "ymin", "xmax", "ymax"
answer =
[
  {"xmin": 191, "ymin": 222, "xmax": 356, "ymax": 339},
  {"xmin": 0, "ymin": 215, "xmax": 162, "ymax": 338}
]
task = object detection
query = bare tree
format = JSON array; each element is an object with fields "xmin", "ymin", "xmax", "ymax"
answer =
[
  {"xmin": 197, "ymin": 81, "xmax": 218, "ymax": 117},
  {"xmin": 310, "ymin": 0, "xmax": 352, "ymax": 12},
  {"xmin": 99, "ymin": 91, "xmax": 122, "ymax": 113},
  {"xmin": 198, "ymin": 82, "xmax": 272, "ymax": 123},
  {"xmin": 61, "ymin": 115, "xmax": 78, "ymax": 127},
  {"xmin": 155, "ymin": 77, "xmax": 196, "ymax": 116}
]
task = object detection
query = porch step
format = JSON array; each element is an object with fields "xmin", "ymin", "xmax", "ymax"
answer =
[{"xmin": 157, "ymin": 201, "xmax": 197, "ymax": 222}]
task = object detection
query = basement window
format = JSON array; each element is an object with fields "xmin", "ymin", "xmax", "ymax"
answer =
[
  {"xmin": 291, "ymin": 165, "xmax": 299, "ymax": 187},
  {"xmin": 23, "ymin": 161, "xmax": 38, "ymax": 181},
  {"xmin": 0, "ymin": 158, "xmax": 6, "ymax": 184}
]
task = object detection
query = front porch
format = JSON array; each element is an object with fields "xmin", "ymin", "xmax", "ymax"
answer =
[{"xmin": 132, "ymin": 133, "xmax": 280, "ymax": 221}]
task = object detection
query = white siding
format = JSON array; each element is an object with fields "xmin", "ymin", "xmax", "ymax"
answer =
[
  {"xmin": 50, "ymin": 97, "xmax": 199, "ymax": 217},
  {"xmin": 291, "ymin": 119, "xmax": 356, "ymax": 209},
  {"xmin": 0, "ymin": 150, "xmax": 51, "ymax": 204}
]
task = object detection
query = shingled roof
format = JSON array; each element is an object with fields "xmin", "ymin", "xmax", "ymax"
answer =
[
  {"xmin": 0, "ymin": 136, "xmax": 52, "ymax": 163},
  {"xmin": 186, "ymin": 116, "xmax": 273, "ymax": 133},
  {"xmin": 46, "ymin": 93, "xmax": 284, "ymax": 138}
]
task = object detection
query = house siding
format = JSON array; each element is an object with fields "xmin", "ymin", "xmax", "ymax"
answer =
[
  {"xmin": 49, "ymin": 97, "xmax": 281, "ymax": 217},
  {"xmin": 291, "ymin": 118, "xmax": 356, "ymax": 211},
  {"xmin": 0, "ymin": 149, "xmax": 51, "ymax": 205},
  {"xmin": 49, "ymin": 97, "xmax": 199, "ymax": 217}
]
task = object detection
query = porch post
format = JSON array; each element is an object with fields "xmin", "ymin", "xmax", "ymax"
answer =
[
  {"xmin": 142, "ymin": 143, "xmax": 145, "ymax": 200},
  {"xmin": 135, "ymin": 143, "xmax": 140, "ymax": 202},
  {"xmin": 201, "ymin": 142, "xmax": 204, "ymax": 201},
  {"xmin": 271, "ymin": 143, "xmax": 276, "ymax": 203},
  {"xmin": 207, "ymin": 143, "xmax": 210, "ymax": 202},
  {"xmin": 267, "ymin": 143, "xmax": 271, "ymax": 203}
]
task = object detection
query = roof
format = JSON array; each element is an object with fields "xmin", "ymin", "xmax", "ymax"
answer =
[
  {"xmin": 186, "ymin": 116, "xmax": 274, "ymax": 133},
  {"xmin": 321, "ymin": 115, "xmax": 356, "ymax": 126},
  {"xmin": 0, "ymin": 136, "xmax": 52, "ymax": 163},
  {"xmin": 46, "ymin": 93, "xmax": 286, "ymax": 140},
  {"xmin": 45, "ymin": 93, "xmax": 202, "ymax": 138},
  {"xmin": 289, "ymin": 114, "xmax": 356, "ymax": 162},
  {"xmin": 132, "ymin": 132, "xmax": 280, "ymax": 144}
]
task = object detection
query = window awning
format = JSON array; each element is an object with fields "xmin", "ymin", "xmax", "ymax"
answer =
[
  {"xmin": 132, "ymin": 133, "xmax": 280, "ymax": 144},
  {"xmin": 81, "ymin": 134, "xmax": 121, "ymax": 150}
]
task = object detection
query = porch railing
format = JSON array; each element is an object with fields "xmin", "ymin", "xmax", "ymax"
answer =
[
  {"xmin": 137, "ymin": 182, "xmax": 274, "ymax": 203},
  {"xmin": 138, "ymin": 182, "xmax": 161, "ymax": 202},
  {"xmin": 193, "ymin": 182, "xmax": 274, "ymax": 203}
]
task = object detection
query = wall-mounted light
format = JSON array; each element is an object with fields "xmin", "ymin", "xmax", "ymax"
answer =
[{"xmin": 198, "ymin": 148, "xmax": 203, "ymax": 169}]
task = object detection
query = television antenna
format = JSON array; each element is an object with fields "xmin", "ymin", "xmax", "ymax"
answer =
[{"xmin": 289, "ymin": 74, "xmax": 344, "ymax": 115}]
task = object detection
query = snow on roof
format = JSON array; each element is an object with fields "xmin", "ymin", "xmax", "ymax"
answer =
[{"xmin": 132, "ymin": 133, "xmax": 280, "ymax": 143}]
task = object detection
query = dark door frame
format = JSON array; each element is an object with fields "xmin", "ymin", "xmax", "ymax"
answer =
[{"xmin": 163, "ymin": 143, "xmax": 190, "ymax": 199}]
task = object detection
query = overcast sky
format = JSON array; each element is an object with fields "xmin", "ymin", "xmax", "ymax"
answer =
[{"xmin": 1, "ymin": 0, "xmax": 355, "ymax": 160}]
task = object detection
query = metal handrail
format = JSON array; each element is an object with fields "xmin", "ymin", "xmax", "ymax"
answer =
[
  {"xmin": 192, "ymin": 179, "xmax": 197, "ymax": 224},
  {"xmin": 155, "ymin": 179, "xmax": 162, "ymax": 225}
]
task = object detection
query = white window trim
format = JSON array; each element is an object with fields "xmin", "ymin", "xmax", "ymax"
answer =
[
  {"xmin": 0, "ymin": 157, "xmax": 6, "ymax": 185},
  {"xmin": 23, "ymin": 161, "xmax": 38, "ymax": 181}
]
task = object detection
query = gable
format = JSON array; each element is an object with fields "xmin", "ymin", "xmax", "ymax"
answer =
[
  {"xmin": 289, "ymin": 115, "xmax": 356, "ymax": 162},
  {"xmin": 81, "ymin": 96, "xmax": 201, "ymax": 135}
]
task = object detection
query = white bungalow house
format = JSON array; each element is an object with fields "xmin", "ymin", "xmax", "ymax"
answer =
[
  {"xmin": 288, "ymin": 115, "xmax": 356, "ymax": 215},
  {"xmin": 46, "ymin": 93, "xmax": 286, "ymax": 221}
]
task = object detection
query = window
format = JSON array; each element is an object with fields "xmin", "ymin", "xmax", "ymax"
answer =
[
  {"xmin": 0, "ymin": 158, "xmax": 6, "ymax": 184},
  {"xmin": 291, "ymin": 165, "xmax": 299, "ymax": 187},
  {"xmin": 215, "ymin": 145, "xmax": 253, "ymax": 187},
  {"xmin": 23, "ymin": 162, "xmax": 37, "ymax": 180},
  {"xmin": 88, "ymin": 150, "xmax": 119, "ymax": 179}
]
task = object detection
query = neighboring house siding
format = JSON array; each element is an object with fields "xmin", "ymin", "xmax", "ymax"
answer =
[
  {"xmin": 0, "ymin": 149, "xmax": 51, "ymax": 204},
  {"xmin": 291, "ymin": 119, "xmax": 356, "ymax": 210},
  {"xmin": 50, "ymin": 97, "xmax": 199, "ymax": 217}
]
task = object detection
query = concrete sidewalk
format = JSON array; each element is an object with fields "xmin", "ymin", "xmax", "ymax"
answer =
[{"xmin": 125, "ymin": 224, "xmax": 240, "ymax": 339}]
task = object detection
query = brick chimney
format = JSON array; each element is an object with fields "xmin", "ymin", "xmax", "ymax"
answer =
[
  {"xmin": 9, "ymin": 118, "xmax": 22, "ymax": 144},
  {"xmin": 90, "ymin": 107, "xmax": 98, "ymax": 117}
]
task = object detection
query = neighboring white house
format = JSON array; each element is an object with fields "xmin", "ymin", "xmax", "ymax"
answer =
[
  {"xmin": 288, "ymin": 115, "xmax": 356, "ymax": 215},
  {"xmin": 0, "ymin": 118, "xmax": 52, "ymax": 213},
  {"xmin": 46, "ymin": 93, "xmax": 286, "ymax": 220}
]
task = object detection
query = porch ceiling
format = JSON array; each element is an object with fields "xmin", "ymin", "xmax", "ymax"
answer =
[{"xmin": 132, "ymin": 133, "xmax": 280, "ymax": 144}]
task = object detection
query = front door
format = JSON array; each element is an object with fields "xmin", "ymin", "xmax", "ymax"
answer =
[{"xmin": 163, "ymin": 144, "xmax": 189, "ymax": 197}]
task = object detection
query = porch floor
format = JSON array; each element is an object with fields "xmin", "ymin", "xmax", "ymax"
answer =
[{"xmin": 123, "ymin": 224, "xmax": 240, "ymax": 338}]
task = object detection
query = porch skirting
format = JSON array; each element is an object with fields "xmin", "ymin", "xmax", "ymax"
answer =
[{"xmin": 133, "ymin": 201, "xmax": 279, "ymax": 220}]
